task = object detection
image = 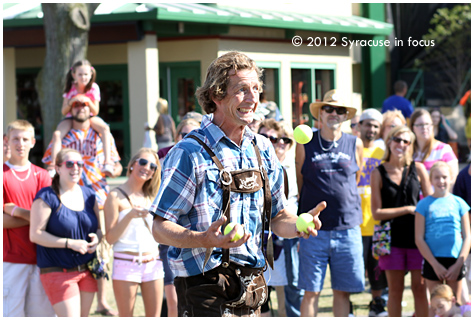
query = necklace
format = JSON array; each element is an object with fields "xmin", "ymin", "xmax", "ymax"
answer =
[
  {"xmin": 10, "ymin": 165, "xmax": 31, "ymax": 182},
  {"xmin": 318, "ymin": 131, "xmax": 337, "ymax": 152}
]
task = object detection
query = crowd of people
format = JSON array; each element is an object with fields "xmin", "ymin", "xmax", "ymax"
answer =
[{"xmin": 3, "ymin": 52, "xmax": 471, "ymax": 317}]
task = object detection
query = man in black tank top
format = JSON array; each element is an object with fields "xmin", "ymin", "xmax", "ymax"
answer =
[{"xmin": 296, "ymin": 90, "xmax": 365, "ymax": 317}]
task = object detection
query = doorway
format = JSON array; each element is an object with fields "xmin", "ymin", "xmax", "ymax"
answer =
[{"xmin": 159, "ymin": 61, "xmax": 201, "ymax": 123}]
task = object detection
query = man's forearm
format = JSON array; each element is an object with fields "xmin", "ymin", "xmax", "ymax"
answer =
[
  {"xmin": 113, "ymin": 162, "xmax": 123, "ymax": 177},
  {"xmin": 271, "ymin": 209, "xmax": 299, "ymax": 239},
  {"xmin": 3, "ymin": 213, "xmax": 29, "ymax": 228},
  {"xmin": 152, "ymin": 216, "xmax": 207, "ymax": 248},
  {"xmin": 12, "ymin": 207, "xmax": 30, "ymax": 222}
]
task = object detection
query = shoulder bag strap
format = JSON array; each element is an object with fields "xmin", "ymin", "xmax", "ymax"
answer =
[{"xmin": 115, "ymin": 187, "xmax": 152, "ymax": 235}]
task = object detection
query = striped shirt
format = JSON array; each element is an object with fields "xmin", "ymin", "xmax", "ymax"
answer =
[
  {"xmin": 150, "ymin": 114, "xmax": 286, "ymax": 277},
  {"xmin": 414, "ymin": 140, "xmax": 457, "ymax": 171},
  {"xmin": 42, "ymin": 127, "xmax": 120, "ymax": 209}
]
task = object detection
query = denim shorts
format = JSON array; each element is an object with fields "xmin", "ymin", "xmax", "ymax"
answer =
[
  {"xmin": 159, "ymin": 244, "xmax": 175, "ymax": 286},
  {"xmin": 298, "ymin": 226, "xmax": 365, "ymax": 293}
]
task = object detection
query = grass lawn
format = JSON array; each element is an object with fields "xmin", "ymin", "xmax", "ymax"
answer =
[
  {"xmin": 90, "ymin": 262, "xmax": 421, "ymax": 317},
  {"xmin": 264, "ymin": 267, "xmax": 418, "ymax": 317}
]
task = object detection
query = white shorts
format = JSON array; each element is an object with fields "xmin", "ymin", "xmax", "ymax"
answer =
[
  {"xmin": 3, "ymin": 262, "xmax": 56, "ymax": 317},
  {"xmin": 263, "ymin": 252, "xmax": 288, "ymax": 287}
]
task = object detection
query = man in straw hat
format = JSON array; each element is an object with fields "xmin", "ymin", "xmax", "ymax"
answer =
[{"xmin": 296, "ymin": 89, "xmax": 365, "ymax": 317}]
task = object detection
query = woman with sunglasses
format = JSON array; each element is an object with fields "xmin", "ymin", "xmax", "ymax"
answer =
[
  {"xmin": 30, "ymin": 148, "xmax": 102, "ymax": 317},
  {"xmin": 370, "ymin": 126, "xmax": 431, "ymax": 316},
  {"xmin": 374, "ymin": 110, "xmax": 406, "ymax": 150},
  {"xmin": 410, "ymin": 108, "xmax": 458, "ymax": 187},
  {"xmin": 104, "ymin": 148, "xmax": 163, "ymax": 317}
]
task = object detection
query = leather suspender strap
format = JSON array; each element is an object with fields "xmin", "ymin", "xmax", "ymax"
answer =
[
  {"xmin": 188, "ymin": 135, "xmax": 273, "ymax": 270},
  {"xmin": 251, "ymin": 140, "xmax": 274, "ymax": 270},
  {"xmin": 188, "ymin": 135, "xmax": 232, "ymax": 269}
]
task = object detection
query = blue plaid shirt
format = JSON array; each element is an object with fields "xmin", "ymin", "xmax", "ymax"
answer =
[{"xmin": 150, "ymin": 114, "xmax": 286, "ymax": 277}]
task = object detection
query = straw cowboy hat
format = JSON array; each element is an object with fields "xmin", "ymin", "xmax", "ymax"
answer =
[{"xmin": 310, "ymin": 89, "xmax": 357, "ymax": 120}]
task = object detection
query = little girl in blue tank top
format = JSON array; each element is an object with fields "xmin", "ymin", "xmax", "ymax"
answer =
[{"xmin": 415, "ymin": 161, "xmax": 471, "ymax": 306}]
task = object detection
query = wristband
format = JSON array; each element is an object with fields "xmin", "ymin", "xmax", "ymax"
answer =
[
  {"xmin": 11, "ymin": 206, "xmax": 18, "ymax": 217},
  {"xmin": 65, "ymin": 238, "xmax": 69, "ymax": 249}
]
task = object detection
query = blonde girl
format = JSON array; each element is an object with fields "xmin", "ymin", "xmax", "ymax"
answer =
[
  {"xmin": 430, "ymin": 284, "xmax": 471, "ymax": 317},
  {"xmin": 415, "ymin": 161, "xmax": 471, "ymax": 306}
]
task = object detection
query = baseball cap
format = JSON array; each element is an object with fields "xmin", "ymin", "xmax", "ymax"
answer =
[
  {"xmin": 182, "ymin": 111, "xmax": 203, "ymax": 123},
  {"xmin": 359, "ymin": 108, "xmax": 383, "ymax": 124}
]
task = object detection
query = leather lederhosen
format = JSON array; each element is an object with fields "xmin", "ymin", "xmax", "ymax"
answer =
[{"xmin": 188, "ymin": 135, "xmax": 274, "ymax": 270}]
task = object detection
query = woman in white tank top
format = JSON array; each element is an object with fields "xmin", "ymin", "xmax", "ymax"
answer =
[{"xmin": 104, "ymin": 148, "xmax": 163, "ymax": 317}]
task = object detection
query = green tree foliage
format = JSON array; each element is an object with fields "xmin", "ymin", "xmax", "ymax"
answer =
[{"xmin": 415, "ymin": 4, "xmax": 471, "ymax": 103}]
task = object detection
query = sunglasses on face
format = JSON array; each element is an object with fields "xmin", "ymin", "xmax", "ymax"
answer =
[
  {"xmin": 59, "ymin": 160, "xmax": 84, "ymax": 168},
  {"xmin": 72, "ymin": 101, "xmax": 89, "ymax": 108},
  {"xmin": 350, "ymin": 123, "xmax": 358, "ymax": 129},
  {"xmin": 137, "ymin": 158, "xmax": 158, "ymax": 171},
  {"xmin": 260, "ymin": 133, "xmax": 292, "ymax": 145},
  {"xmin": 180, "ymin": 132, "xmax": 190, "ymax": 139},
  {"xmin": 392, "ymin": 136, "xmax": 411, "ymax": 146},
  {"xmin": 322, "ymin": 105, "xmax": 348, "ymax": 115}
]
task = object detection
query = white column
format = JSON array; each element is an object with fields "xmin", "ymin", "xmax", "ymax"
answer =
[
  {"xmin": 280, "ymin": 59, "xmax": 292, "ymax": 124},
  {"xmin": 127, "ymin": 33, "xmax": 159, "ymax": 154},
  {"xmin": 3, "ymin": 48, "xmax": 17, "ymax": 129}
]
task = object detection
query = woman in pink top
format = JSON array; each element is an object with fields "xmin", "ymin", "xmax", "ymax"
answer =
[{"xmin": 410, "ymin": 108, "xmax": 458, "ymax": 186}]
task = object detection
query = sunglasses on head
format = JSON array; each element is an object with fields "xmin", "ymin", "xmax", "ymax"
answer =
[
  {"xmin": 59, "ymin": 160, "xmax": 84, "ymax": 168},
  {"xmin": 260, "ymin": 133, "xmax": 292, "ymax": 145},
  {"xmin": 137, "ymin": 158, "xmax": 158, "ymax": 171},
  {"xmin": 350, "ymin": 123, "xmax": 358, "ymax": 128},
  {"xmin": 392, "ymin": 136, "xmax": 411, "ymax": 146},
  {"xmin": 322, "ymin": 105, "xmax": 348, "ymax": 115}
]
